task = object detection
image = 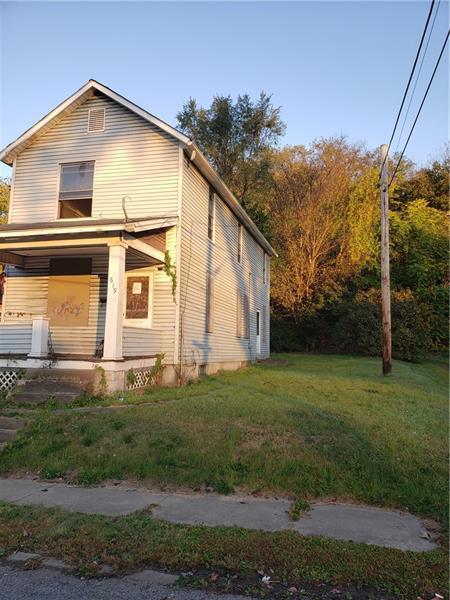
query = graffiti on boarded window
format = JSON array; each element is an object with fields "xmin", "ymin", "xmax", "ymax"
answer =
[{"xmin": 47, "ymin": 258, "xmax": 91, "ymax": 327}]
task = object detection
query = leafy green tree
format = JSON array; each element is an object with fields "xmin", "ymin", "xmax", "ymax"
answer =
[
  {"xmin": 390, "ymin": 199, "xmax": 448, "ymax": 290},
  {"xmin": 176, "ymin": 93, "xmax": 285, "ymax": 229},
  {"xmin": 392, "ymin": 150, "xmax": 449, "ymax": 212},
  {"xmin": 0, "ymin": 177, "xmax": 10, "ymax": 223}
]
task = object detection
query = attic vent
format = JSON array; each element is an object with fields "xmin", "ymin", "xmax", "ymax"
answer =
[{"xmin": 88, "ymin": 108, "xmax": 105, "ymax": 132}]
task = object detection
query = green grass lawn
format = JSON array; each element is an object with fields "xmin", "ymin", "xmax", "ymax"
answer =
[{"xmin": 1, "ymin": 353, "xmax": 448, "ymax": 524}]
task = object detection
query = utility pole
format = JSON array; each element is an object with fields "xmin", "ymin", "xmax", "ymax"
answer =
[{"xmin": 380, "ymin": 144, "xmax": 392, "ymax": 375}]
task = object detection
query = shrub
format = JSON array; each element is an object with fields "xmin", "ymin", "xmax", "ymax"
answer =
[{"xmin": 272, "ymin": 286, "xmax": 448, "ymax": 362}]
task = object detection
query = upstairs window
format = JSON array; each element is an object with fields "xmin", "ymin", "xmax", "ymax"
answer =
[
  {"xmin": 208, "ymin": 186, "xmax": 215, "ymax": 241},
  {"xmin": 59, "ymin": 161, "xmax": 94, "ymax": 218},
  {"xmin": 238, "ymin": 223, "xmax": 243, "ymax": 263}
]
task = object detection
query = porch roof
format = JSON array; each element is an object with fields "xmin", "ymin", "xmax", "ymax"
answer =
[
  {"xmin": 0, "ymin": 217, "xmax": 172, "ymax": 267},
  {"xmin": 0, "ymin": 216, "xmax": 177, "ymax": 238}
]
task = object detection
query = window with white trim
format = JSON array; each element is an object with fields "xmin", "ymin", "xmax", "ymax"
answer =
[
  {"xmin": 124, "ymin": 272, "xmax": 154, "ymax": 328},
  {"xmin": 208, "ymin": 186, "xmax": 216, "ymax": 241},
  {"xmin": 58, "ymin": 161, "xmax": 94, "ymax": 218}
]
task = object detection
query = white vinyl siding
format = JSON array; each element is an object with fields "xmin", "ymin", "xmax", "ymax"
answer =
[
  {"xmin": 0, "ymin": 323, "xmax": 32, "ymax": 354},
  {"xmin": 2, "ymin": 227, "xmax": 177, "ymax": 358},
  {"xmin": 123, "ymin": 327, "xmax": 163, "ymax": 357},
  {"xmin": 179, "ymin": 157, "xmax": 270, "ymax": 364},
  {"xmin": 10, "ymin": 95, "xmax": 179, "ymax": 223}
]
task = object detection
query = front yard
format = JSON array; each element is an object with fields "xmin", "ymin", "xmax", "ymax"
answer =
[
  {"xmin": 1, "ymin": 354, "xmax": 447, "ymax": 522},
  {"xmin": 0, "ymin": 354, "xmax": 448, "ymax": 598}
]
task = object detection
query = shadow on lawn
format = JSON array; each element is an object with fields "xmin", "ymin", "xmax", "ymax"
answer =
[{"xmin": 286, "ymin": 405, "xmax": 446, "ymax": 523}]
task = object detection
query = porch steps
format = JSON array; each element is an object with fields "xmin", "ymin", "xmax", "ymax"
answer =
[
  {"xmin": 10, "ymin": 369, "xmax": 95, "ymax": 405},
  {"xmin": 0, "ymin": 416, "xmax": 25, "ymax": 450}
]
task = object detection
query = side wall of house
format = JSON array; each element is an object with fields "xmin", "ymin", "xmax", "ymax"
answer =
[
  {"xmin": 178, "ymin": 156, "xmax": 270, "ymax": 367},
  {"xmin": 10, "ymin": 94, "xmax": 179, "ymax": 223}
]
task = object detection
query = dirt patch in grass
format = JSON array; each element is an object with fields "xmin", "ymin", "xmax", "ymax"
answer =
[
  {"xmin": 258, "ymin": 358, "xmax": 290, "ymax": 367},
  {"xmin": 239, "ymin": 425, "xmax": 296, "ymax": 451}
]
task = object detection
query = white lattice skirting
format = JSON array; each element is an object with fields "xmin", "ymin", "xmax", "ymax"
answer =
[
  {"xmin": 126, "ymin": 369, "xmax": 156, "ymax": 390},
  {"xmin": 0, "ymin": 370, "xmax": 20, "ymax": 392}
]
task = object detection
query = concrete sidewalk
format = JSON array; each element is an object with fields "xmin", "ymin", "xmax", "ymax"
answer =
[{"xmin": 0, "ymin": 478, "xmax": 438, "ymax": 552}]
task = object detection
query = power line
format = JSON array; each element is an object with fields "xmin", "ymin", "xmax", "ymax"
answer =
[
  {"xmin": 380, "ymin": 0, "xmax": 436, "ymax": 175},
  {"xmin": 388, "ymin": 28, "xmax": 449, "ymax": 188},
  {"xmin": 393, "ymin": 0, "xmax": 441, "ymax": 158}
]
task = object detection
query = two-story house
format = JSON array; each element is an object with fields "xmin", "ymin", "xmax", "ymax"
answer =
[{"xmin": 0, "ymin": 80, "xmax": 274, "ymax": 394}]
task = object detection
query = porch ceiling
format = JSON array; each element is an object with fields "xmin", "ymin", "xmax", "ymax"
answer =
[{"xmin": 0, "ymin": 233, "xmax": 165, "ymax": 267}]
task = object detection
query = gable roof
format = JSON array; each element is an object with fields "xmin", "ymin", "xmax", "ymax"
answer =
[{"xmin": 0, "ymin": 80, "xmax": 276, "ymax": 256}]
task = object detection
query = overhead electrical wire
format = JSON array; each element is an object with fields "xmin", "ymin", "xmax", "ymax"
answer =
[
  {"xmin": 379, "ymin": 0, "xmax": 436, "ymax": 176},
  {"xmin": 392, "ymin": 0, "xmax": 441, "ymax": 158},
  {"xmin": 388, "ymin": 28, "xmax": 449, "ymax": 188}
]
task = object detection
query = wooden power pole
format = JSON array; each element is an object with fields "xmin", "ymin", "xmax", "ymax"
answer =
[{"xmin": 380, "ymin": 144, "xmax": 392, "ymax": 375}]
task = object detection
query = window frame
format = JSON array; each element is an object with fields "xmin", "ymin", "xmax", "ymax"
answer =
[
  {"xmin": 206, "ymin": 271, "xmax": 214, "ymax": 333},
  {"xmin": 123, "ymin": 270, "xmax": 154, "ymax": 328},
  {"xmin": 208, "ymin": 186, "xmax": 216, "ymax": 242},
  {"xmin": 236, "ymin": 290, "xmax": 250, "ymax": 339},
  {"xmin": 57, "ymin": 160, "xmax": 95, "ymax": 220},
  {"xmin": 238, "ymin": 223, "xmax": 243, "ymax": 264}
]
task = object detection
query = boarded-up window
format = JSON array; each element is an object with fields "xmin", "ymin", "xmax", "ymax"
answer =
[
  {"xmin": 262, "ymin": 305, "xmax": 268, "ymax": 344},
  {"xmin": 208, "ymin": 186, "xmax": 215, "ymax": 241},
  {"xmin": 236, "ymin": 290, "xmax": 249, "ymax": 339},
  {"xmin": 125, "ymin": 276, "xmax": 150, "ymax": 320},
  {"xmin": 243, "ymin": 294, "xmax": 250, "ymax": 339},
  {"xmin": 47, "ymin": 258, "xmax": 92, "ymax": 327},
  {"xmin": 238, "ymin": 224, "xmax": 243, "ymax": 264},
  {"xmin": 206, "ymin": 272, "xmax": 214, "ymax": 333}
]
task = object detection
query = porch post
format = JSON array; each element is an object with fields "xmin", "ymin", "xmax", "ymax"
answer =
[
  {"xmin": 28, "ymin": 316, "xmax": 49, "ymax": 358},
  {"xmin": 102, "ymin": 243, "xmax": 126, "ymax": 360}
]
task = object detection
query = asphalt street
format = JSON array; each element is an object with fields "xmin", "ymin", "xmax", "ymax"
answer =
[{"xmin": 0, "ymin": 565, "xmax": 251, "ymax": 600}]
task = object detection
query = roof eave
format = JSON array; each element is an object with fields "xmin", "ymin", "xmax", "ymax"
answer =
[
  {"xmin": 0, "ymin": 79, "xmax": 190, "ymax": 166},
  {"xmin": 183, "ymin": 141, "xmax": 277, "ymax": 257}
]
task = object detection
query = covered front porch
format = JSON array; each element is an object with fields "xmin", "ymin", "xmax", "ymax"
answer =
[{"xmin": 0, "ymin": 217, "xmax": 178, "ymax": 392}]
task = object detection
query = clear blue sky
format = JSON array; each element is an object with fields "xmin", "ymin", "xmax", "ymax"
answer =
[{"xmin": 0, "ymin": 1, "xmax": 448, "ymax": 178}]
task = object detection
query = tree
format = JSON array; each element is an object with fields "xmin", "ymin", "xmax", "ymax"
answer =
[
  {"xmin": 0, "ymin": 177, "xmax": 10, "ymax": 223},
  {"xmin": 176, "ymin": 93, "xmax": 285, "ymax": 229},
  {"xmin": 268, "ymin": 138, "xmax": 374, "ymax": 321},
  {"xmin": 392, "ymin": 149, "xmax": 449, "ymax": 212}
]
